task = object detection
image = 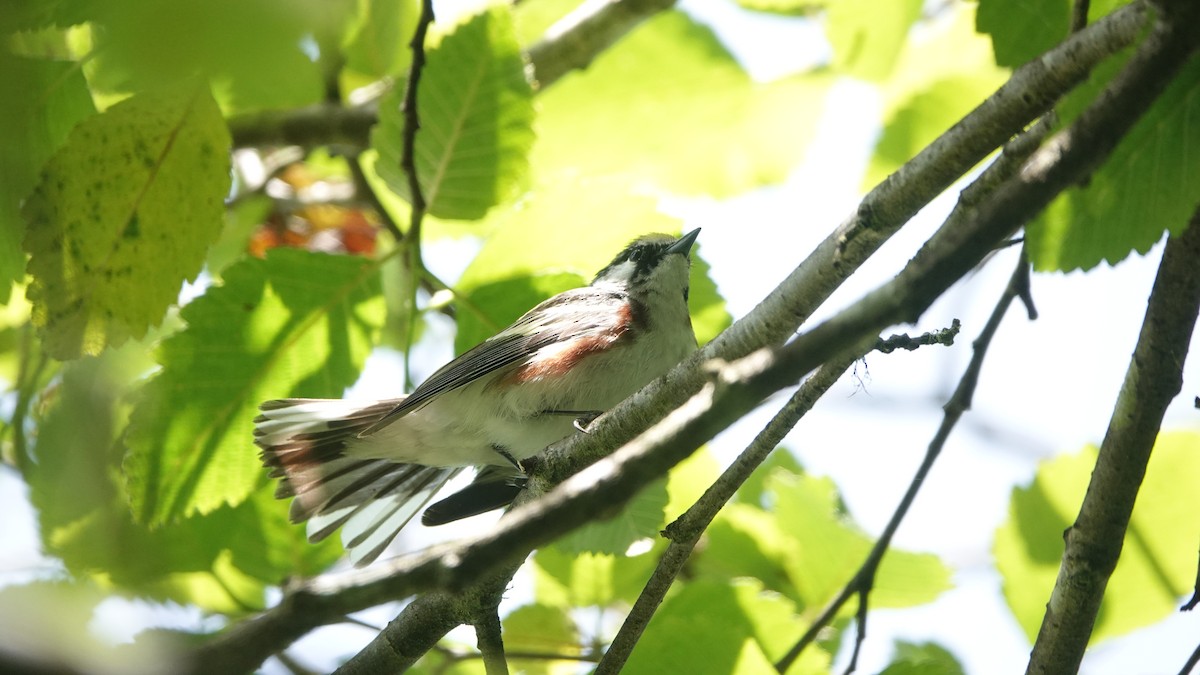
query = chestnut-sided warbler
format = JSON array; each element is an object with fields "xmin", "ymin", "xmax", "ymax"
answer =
[{"xmin": 254, "ymin": 229, "xmax": 700, "ymax": 565}]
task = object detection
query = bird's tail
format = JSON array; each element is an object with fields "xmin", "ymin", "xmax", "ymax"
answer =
[{"xmin": 254, "ymin": 398, "xmax": 462, "ymax": 566}]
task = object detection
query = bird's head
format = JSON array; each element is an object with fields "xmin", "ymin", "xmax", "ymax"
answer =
[{"xmin": 591, "ymin": 228, "xmax": 700, "ymax": 304}]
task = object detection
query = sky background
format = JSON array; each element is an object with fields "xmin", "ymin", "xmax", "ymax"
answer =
[{"xmin": 3, "ymin": 1, "xmax": 1199, "ymax": 673}]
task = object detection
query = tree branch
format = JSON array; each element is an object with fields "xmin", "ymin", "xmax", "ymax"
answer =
[
  {"xmin": 332, "ymin": 560, "xmax": 520, "ymax": 673},
  {"xmin": 596, "ymin": 336, "xmax": 878, "ymax": 675},
  {"xmin": 777, "ymin": 238, "xmax": 1038, "ymax": 672},
  {"xmin": 473, "ymin": 601, "xmax": 509, "ymax": 675},
  {"xmin": 874, "ymin": 320, "xmax": 961, "ymax": 354},
  {"xmin": 1024, "ymin": 149, "xmax": 1200, "ymax": 675},
  {"xmin": 525, "ymin": 0, "xmax": 677, "ymax": 87}
]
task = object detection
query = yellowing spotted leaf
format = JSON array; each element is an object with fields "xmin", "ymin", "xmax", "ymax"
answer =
[{"xmin": 23, "ymin": 80, "xmax": 230, "ymax": 359}]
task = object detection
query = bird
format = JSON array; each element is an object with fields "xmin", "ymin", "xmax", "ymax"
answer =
[{"xmin": 254, "ymin": 228, "xmax": 700, "ymax": 565}]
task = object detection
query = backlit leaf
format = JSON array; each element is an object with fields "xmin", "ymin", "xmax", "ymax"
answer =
[
  {"xmin": 976, "ymin": 0, "xmax": 1070, "ymax": 69},
  {"xmin": 1026, "ymin": 54, "xmax": 1200, "ymax": 271},
  {"xmin": 0, "ymin": 52, "xmax": 95, "ymax": 304},
  {"xmin": 534, "ymin": 11, "xmax": 829, "ymax": 197},
  {"xmin": 995, "ymin": 432, "xmax": 1200, "ymax": 643},
  {"xmin": 826, "ymin": 0, "xmax": 922, "ymax": 81},
  {"xmin": 125, "ymin": 250, "xmax": 384, "ymax": 525},
  {"xmin": 23, "ymin": 80, "xmax": 229, "ymax": 359},
  {"xmin": 373, "ymin": 5, "xmax": 535, "ymax": 220},
  {"xmin": 769, "ymin": 472, "xmax": 952, "ymax": 610}
]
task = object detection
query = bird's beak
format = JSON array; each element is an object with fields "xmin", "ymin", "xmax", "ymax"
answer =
[{"xmin": 666, "ymin": 228, "xmax": 701, "ymax": 257}]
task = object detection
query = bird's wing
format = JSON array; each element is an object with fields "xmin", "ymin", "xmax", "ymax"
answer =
[{"xmin": 358, "ymin": 287, "xmax": 628, "ymax": 437}]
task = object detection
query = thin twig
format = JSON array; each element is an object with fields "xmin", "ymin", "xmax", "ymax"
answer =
[
  {"xmin": 1178, "ymin": 640, "xmax": 1200, "ymax": 675},
  {"xmin": 597, "ymin": 337, "xmax": 879, "ymax": 674},
  {"xmin": 398, "ymin": 0, "xmax": 435, "ymax": 390},
  {"xmin": 347, "ymin": 152, "xmax": 405, "ymax": 243},
  {"xmin": 777, "ymin": 242, "xmax": 1034, "ymax": 672},
  {"xmin": 874, "ymin": 320, "xmax": 961, "ymax": 353},
  {"xmin": 1071, "ymin": 0, "xmax": 1092, "ymax": 34}
]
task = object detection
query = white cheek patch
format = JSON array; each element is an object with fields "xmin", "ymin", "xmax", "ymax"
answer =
[{"xmin": 601, "ymin": 259, "xmax": 637, "ymax": 285}]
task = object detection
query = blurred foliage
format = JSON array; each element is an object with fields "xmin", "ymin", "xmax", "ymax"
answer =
[
  {"xmin": 0, "ymin": 0, "xmax": 1194, "ymax": 672},
  {"xmin": 995, "ymin": 432, "xmax": 1200, "ymax": 644}
]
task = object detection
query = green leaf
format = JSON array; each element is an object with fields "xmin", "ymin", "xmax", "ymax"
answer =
[
  {"xmin": 664, "ymin": 445, "xmax": 722, "ymax": 520},
  {"xmin": 22, "ymin": 80, "xmax": 230, "ymax": 359},
  {"xmin": 502, "ymin": 604, "xmax": 582, "ymax": 674},
  {"xmin": 342, "ymin": 0, "xmax": 417, "ymax": 79},
  {"xmin": 25, "ymin": 347, "xmax": 337, "ymax": 612},
  {"xmin": 86, "ymin": 0, "xmax": 324, "ymax": 111},
  {"xmin": 373, "ymin": 5, "xmax": 535, "ymax": 220},
  {"xmin": 0, "ymin": 52, "xmax": 95, "ymax": 304},
  {"xmin": 994, "ymin": 432, "xmax": 1200, "ymax": 643},
  {"xmin": 976, "ymin": 0, "xmax": 1070, "ymax": 69},
  {"xmin": 879, "ymin": 641, "xmax": 965, "ymax": 675},
  {"xmin": 865, "ymin": 75, "xmax": 1006, "ymax": 188},
  {"xmin": 769, "ymin": 472, "xmax": 952, "ymax": 610},
  {"xmin": 553, "ymin": 479, "xmax": 669, "ymax": 555},
  {"xmin": 866, "ymin": 6, "xmax": 1007, "ymax": 188},
  {"xmin": 1026, "ymin": 53, "xmax": 1200, "ymax": 271},
  {"xmin": 532, "ymin": 547, "xmax": 659, "ymax": 608},
  {"xmin": 534, "ymin": 11, "xmax": 829, "ymax": 197},
  {"xmin": 826, "ymin": 0, "xmax": 922, "ymax": 81},
  {"xmin": 125, "ymin": 249, "xmax": 385, "ymax": 526},
  {"xmin": 697, "ymin": 503, "xmax": 802, "ymax": 605},
  {"xmin": 623, "ymin": 579, "xmax": 828, "ymax": 675}
]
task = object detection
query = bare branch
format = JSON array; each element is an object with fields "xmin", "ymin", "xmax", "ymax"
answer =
[
  {"xmin": 1024, "ymin": 169, "xmax": 1200, "ymax": 670},
  {"xmin": 777, "ymin": 238, "xmax": 1039, "ymax": 672},
  {"xmin": 874, "ymin": 320, "xmax": 961, "ymax": 354}
]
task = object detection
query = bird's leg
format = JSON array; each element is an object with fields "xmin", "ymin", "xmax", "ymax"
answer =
[
  {"xmin": 490, "ymin": 444, "xmax": 523, "ymax": 472},
  {"xmin": 538, "ymin": 408, "xmax": 604, "ymax": 434}
]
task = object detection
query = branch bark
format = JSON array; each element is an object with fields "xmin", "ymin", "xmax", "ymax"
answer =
[
  {"xmin": 525, "ymin": 0, "xmax": 677, "ymax": 87},
  {"xmin": 1024, "ymin": 171, "xmax": 1200, "ymax": 669}
]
